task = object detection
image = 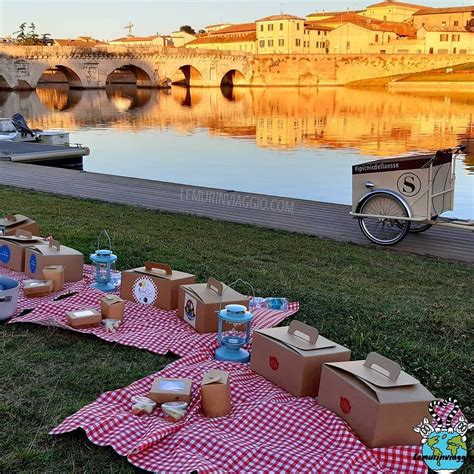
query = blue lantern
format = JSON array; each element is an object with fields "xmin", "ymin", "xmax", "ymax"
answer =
[
  {"xmin": 215, "ymin": 304, "xmax": 253, "ymax": 363},
  {"xmin": 90, "ymin": 230, "xmax": 117, "ymax": 292}
]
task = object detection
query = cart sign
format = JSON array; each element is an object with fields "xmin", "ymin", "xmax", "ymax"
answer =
[{"xmin": 352, "ymin": 152, "xmax": 454, "ymax": 219}]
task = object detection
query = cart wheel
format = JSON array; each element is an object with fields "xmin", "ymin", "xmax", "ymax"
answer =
[
  {"xmin": 409, "ymin": 216, "xmax": 437, "ymax": 234},
  {"xmin": 358, "ymin": 192, "xmax": 410, "ymax": 245}
]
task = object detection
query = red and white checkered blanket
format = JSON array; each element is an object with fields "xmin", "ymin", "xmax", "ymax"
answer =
[
  {"xmin": 51, "ymin": 351, "xmax": 427, "ymax": 473},
  {"xmin": 0, "ymin": 265, "xmax": 95, "ymax": 316},
  {"xmin": 9, "ymin": 283, "xmax": 299, "ymax": 357}
]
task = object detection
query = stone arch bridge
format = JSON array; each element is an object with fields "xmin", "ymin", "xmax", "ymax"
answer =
[
  {"xmin": 0, "ymin": 44, "xmax": 472, "ymax": 89},
  {"xmin": 0, "ymin": 45, "xmax": 252, "ymax": 89}
]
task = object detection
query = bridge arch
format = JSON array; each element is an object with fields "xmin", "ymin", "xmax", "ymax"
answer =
[
  {"xmin": 106, "ymin": 64, "xmax": 155, "ymax": 88},
  {"xmin": 38, "ymin": 65, "xmax": 84, "ymax": 89},
  {"xmin": 220, "ymin": 69, "xmax": 247, "ymax": 87},
  {"xmin": 171, "ymin": 65, "xmax": 203, "ymax": 87}
]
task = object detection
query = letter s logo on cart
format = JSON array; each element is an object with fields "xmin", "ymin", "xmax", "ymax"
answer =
[
  {"xmin": 397, "ymin": 173, "xmax": 421, "ymax": 197},
  {"xmin": 340, "ymin": 397, "xmax": 351, "ymax": 414},
  {"xmin": 269, "ymin": 356, "xmax": 279, "ymax": 371},
  {"xmin": 0, "ymin": 245, "xmax": 11, "ymax": 264}
]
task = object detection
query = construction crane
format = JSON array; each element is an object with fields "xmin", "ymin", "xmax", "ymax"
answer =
[{"xmin": 124, "ymin": 21, "xmax": 134, "ymax": 37}]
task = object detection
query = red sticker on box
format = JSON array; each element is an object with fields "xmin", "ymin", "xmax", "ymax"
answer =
[
  {"xmin": 269, "ymin": 356, "xmax": 279, "ymax": 371},
  {"xmin": 340, "ymin": 397, "xmax": 351, "ymax": 414}
]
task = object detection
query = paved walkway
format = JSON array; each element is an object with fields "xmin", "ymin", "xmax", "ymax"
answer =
[{"xmin": 0, "ymin": 161, "xmax": 472, "ymax": 263}]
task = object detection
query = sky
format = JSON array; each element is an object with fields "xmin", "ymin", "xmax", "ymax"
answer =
[{"xmin": 0, "ymin": 0, "xmax": 466, "ymax": 40}]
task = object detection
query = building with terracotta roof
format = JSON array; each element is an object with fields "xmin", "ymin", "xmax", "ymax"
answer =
[
  {"xmin": 53, "ymin": 37, "xmax": 105, "ymax": 47},
  {"xmin": 255, "ymin": 14, "xmax": 308, "ymax": 53},
  {"xmin": 362, "ymin": 1, "xmax": 430, "ymax": 22},
  {"xmin": 413, "ymin": 5, "xmax": 474, "ymax": 30},
  {"xmin": 417, "ymin": 25, "xmax": 474, "ymax": 54},
  {"xmin": 209, "ymin": 23, "xmax": 256, "ymax": 36},
  {"xmin": 186, "ymin": 31, "xmax": 257, "ymax": 52},
  {"xmin": 306, "ymin": 10, "xmax": 364, "ymax": 22},
  {"xmin": 203, "ymin": 24, "xmax": 233, "ymax": 33},
  {"xmin": 109, "ymin": 35, "xmax": 170, "ymax": 46},
  {"xmin": 169, "ymin": 30, "xmax": 196, "ymax": 47}
]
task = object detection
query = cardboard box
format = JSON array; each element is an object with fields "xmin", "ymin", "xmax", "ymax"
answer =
[
  {"xmin": 121, "ymin": 261, "xmax": 195, "ymax": 310},
  {"xmin": 149, "ymin": 377, "xmax": 192, "ymax": 404},
  {"xmin": 318, "ymin": 352, "xmax": 435, "ymax": 448},
  {"xmin": 23, "ymin": 279, "xmax": 54, "ymax": 297},
  {"xmin": 250, "ymin": 321, "xmax": 351, "ymax": 397},
  {"xmin": 101, "ymin": 294, "xmax": 125, "ymax": 320},
  {"xmin": 42, "ymin": 265, "xmax": 64, "ymax": 292},
  {"xmin": 178, "ymin": 277, "xmax": 249, "ymax": 333},
  {"xmin": 0, "ymin": 230, "xmax": 46, "ymax": 272},
  {"xmin": 25, "ymin": 239, "xmax": 84, "ymax": 282},
  {"xmin": 201, "ymin": 369, "xmax": 231, "ymax": 418},
  {"xmin": 1, "ymin": 214, "xmax": 40, "ymax": 237},
  {"xmin": 66, "ymin": 308, "xmax": 102, "ymax": 328}
]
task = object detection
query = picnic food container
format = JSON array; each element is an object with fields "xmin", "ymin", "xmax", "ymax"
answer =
[
  {"xmin": 0, "ymin": 213, "xmax": 40, "ymax": 237},
  {"xmin": 250, "ymin": 321, "xmax": 351, "ymax": 397},
  {"xmin": 42, "ymin": 265, "xmax": 65, "ymax": 292},
  {"xmin": 66, "ymin": 308, "xmax": 102, "ymax": 328},
  {"xmin": 201, "ymin": 369, "xmax": 231, "ymax": 418},
  {"xmin": 121, "ymin": 261, "xmax": 195, "ymax": 310},
  {"xmin": 101, "ymin": 294, "xmax": 125, "ymax": 320},
  {"xmin": 161, "ymin": 401, "xmax": 188, "ymax": 423},
  {"xmin": 23, "ymin": 279, "xmax": 54, "ymax": 297},
  {"xmin": 25, "ymin": 239, "xmax": 84, "ymax": 282},
  {"xmin": 0, "ymin": 230, "xmax": 46, "ymax": 272},
  {"xmin": 318, "ymin": 352, "xmax": 435, "ymax": 448},
  {"xmin": 178, "ymin": 277, "xmax": 249, "ymax": 333},
  {"xmin": 149, "ymin": 377, "xmax": 193, "ymax": 404},
  {"xmin": 131, "ymin": 396, "xmax": 156, "ymax": 416},
  {"xmin": 0, "ymin": 276, "xmax": 19, "ymax": 320}
]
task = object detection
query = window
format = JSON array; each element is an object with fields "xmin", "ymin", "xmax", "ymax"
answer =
[
  {"xmin": 260, "ymin": 24, "xmax": 264, "ymax": 32},
  {"xmin": 440, "ymin": 34, "xmax": 449, "ymax": 41},
  {"xmin": 295, "ymin": 38, "xmax": 301, "ymax": 46},
  {"xmin": 278, "ymin": 38, "xmax": 284, "ymax": 46},
  {"xmin": 375, "ymin": 34, "xmax": 379, "ymax": 42},
  {"xmin": 324, "ymin": 31, "xmax": 327, "ymax": 36},
  {"xmin": 316, "ymin": 41, "xmax": 319, "ymax": 48},
  {"xmin": 280, "ymin": 23, "xmax": 283, "ymax": 30},
  {"xmin": 441, "ymin": 21, "xmax": 446, "ymax": 27},
  {"xmin": 268, "ymin": 39, "xmax": 273, "ymax": 46},
  {"xmin": 318, "ymin": 30, "xmax": 321, "ymax": 36},
  {"xmin": 259, "ymin": 40, "xmax": 265, "ymax": 47},
  {"xmin": 346, "ymin": 41, "xmax": 350, "ymax": 50},
  {"xmin": 452, "ymin": 34, "xmax": 460, "ymax": 42},
  {"xmin": 268, "ymin": 24, "xmax": 273, "ymax": 31},
  {"xmin": 454, "ymin": 20, "xmax": 459, "ymax": 26},
  {"xmin": 383, "ymin": 15, "xmax": 387, "ymax": 21},
  {"xmin": 453, "ymin": 47, "xmax": 457, "ymax": 54},
  {"xmin": 297, "ymin": 23, "xmax": 300, "ymax": 30}
]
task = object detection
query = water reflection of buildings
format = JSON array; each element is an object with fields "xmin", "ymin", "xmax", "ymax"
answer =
[{"xmin": 0, "ymin": 85, "xmax": 472, "ymax": 168}]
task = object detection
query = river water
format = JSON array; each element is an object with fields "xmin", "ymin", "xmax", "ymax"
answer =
[{"xmin": 1, "ymin": 85, "xmax": 472, "ymax": 218}]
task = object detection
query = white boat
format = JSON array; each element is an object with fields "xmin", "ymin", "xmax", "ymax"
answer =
[
  {"xmin": 0, "ymin": 114, "xmax": 89, "ymax": 163},
  {"xmin": 0, "ymin": 116, "xmax": 71, "ymax": 146}
]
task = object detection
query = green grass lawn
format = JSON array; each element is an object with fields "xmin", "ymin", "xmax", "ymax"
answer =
[{"xmin": 1, "ymin": 185, "xmax": 473, "ymax": 472}]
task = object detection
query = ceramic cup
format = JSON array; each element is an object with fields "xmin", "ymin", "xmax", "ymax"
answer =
[{"xmin": 0, "ymin": 276, "xmax": 20, "ymax": 321}]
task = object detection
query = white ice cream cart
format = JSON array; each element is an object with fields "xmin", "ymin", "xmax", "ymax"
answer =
[{"xmin": 350, "ymin": 146, "xmax": 473, "ymax": 245}]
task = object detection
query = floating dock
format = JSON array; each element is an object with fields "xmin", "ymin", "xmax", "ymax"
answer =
[{"xmin": 0, "ymin": 141, "xmax": 89, "ymax": 163}]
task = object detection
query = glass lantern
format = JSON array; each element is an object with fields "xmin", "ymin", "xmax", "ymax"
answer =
[
  {"xmin": 90, "ymin": 230, "xmax": 117, "ymax": 292},
  {"xmin": 215, "ymin": 304, "xmax": 253, "ymax": 363}
]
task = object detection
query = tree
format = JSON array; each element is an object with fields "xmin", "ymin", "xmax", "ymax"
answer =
[
  {"xmin": 12, "ymin": 22, "xmax": 52, "ymax": 45},
  {"xmin": 13, "ymin": 22, "xmax": 28, "ymax": 42},
  {"xmin": 179, "ymin": 25, "xmax": 196, "ymax": 35},
  {"xmin": 198, "ymin": 29, "xmax": 206, "ymax": 34}
]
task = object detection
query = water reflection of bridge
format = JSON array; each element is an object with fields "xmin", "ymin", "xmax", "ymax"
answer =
[{"xmin": 0, "ymin": 85, "xmax": 472, "ymax": 164}]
